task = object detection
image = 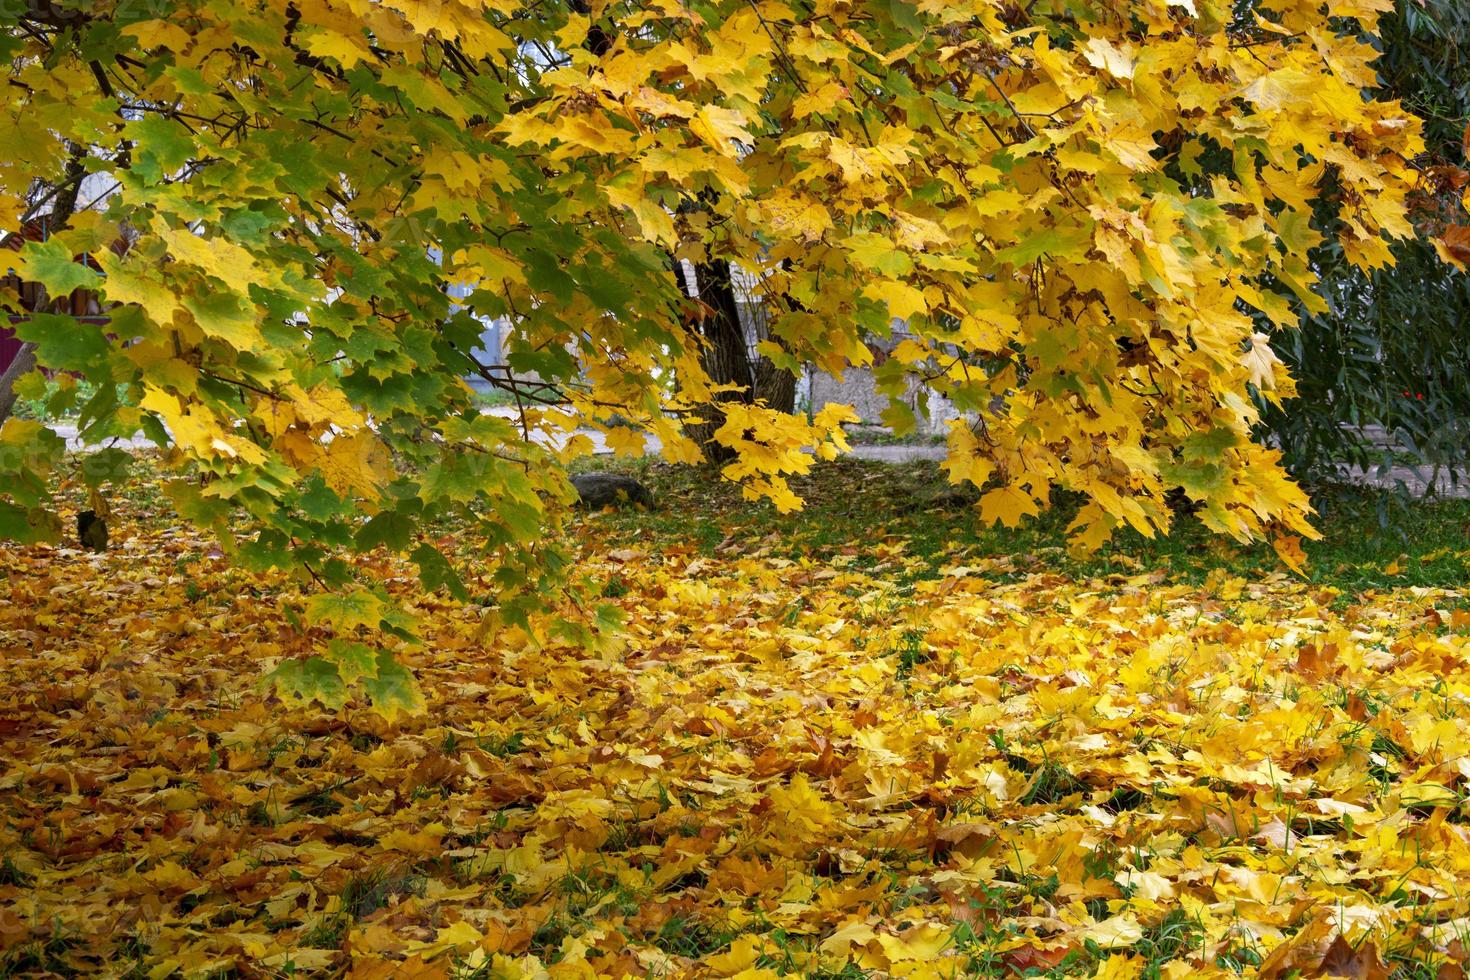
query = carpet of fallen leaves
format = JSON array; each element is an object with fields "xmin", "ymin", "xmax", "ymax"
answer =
[{"xmin": 5, "ymin": 478, "xmax": 1470, "ymax": 978}]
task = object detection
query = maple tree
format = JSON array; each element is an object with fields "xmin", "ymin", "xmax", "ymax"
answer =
[{"xmin": 0, "ymin": 0, "xmax": 1461, "ymax": 707}]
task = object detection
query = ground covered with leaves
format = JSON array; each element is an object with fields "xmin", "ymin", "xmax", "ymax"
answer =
[{"xmin": 3, "ymin": 460, "xmax": 1470, "ymax": 978}]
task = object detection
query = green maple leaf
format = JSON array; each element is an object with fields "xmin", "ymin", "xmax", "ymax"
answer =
[
  {"xmin": 361, "ymin": 651, "xmax": 424, "ymax": 720},
  {"xmin": 16, "ymin": 238, "xmax": 100, "ymax": 296},
  {"xmin": 411, "ymin": 542, "xmax": 469, "ymax": 600},
  {"xmin": 1183, "ymin": 427, "xmax": 1238, "ymax": 462},
  {"xmin": 304, "ymin": 589, "xmax": 389, "ymax": 631},
  {"xmin": 323, "ymin": 639, "xmax": 380, "ymax": 684},
  {"xmin": 128, "ymin": 114, "xmax": 195, "ymax": 182},
  {"xmin": 994, "ymin": 225, "xmax": 1092, "ymax": 266},
  {"xmin": 880, "ymin": 398, "xmax": 918, "ymax": 438},
  {"xmin": 268, "ymin": 656, "xmax": 348, "ymax": 708},
  {"xmin": 844, "ymin": 232, "xmax": 914, "ymax": 277},
  {"xmin": 0, "ymin": 501, "xmax": 62, "ymax": 544},
  {"xmin": 356, "ymin": 510, "xmax": 415, "ymax": 552},
  {"xmin": 13, "ymin": 313, "xmax": 110, "ymax": 374}
]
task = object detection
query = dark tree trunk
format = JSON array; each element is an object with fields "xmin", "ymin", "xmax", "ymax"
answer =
[
  {"xmin": 694, "ymin": 260, "xmax": 755, "ymax": 396},
  {"xmin": 0, "ymin": 342, "xmax": 38, "ymax": 426},
  {"xmin": 0, "ymin": 145, "xmax": 88, "ymax": 426},
  {"xmin": 679, "ymin": 260, "xmax": 756, "ymax": 464},
  {"xmin": 755, "ymin": 340, "xmax": 797, "ymax": 414},
  {"xmin": 754, "ymin": 260, "xmax": 803, "ymax": 415}
]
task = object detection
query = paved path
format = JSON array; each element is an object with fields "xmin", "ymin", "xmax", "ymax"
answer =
[
  {"xmin": 50, "ymin": 419, "xmax": 951, "ymax": 463},
  {"xmin": 49, "ymin": 422, "xmax": 1465, "ymax": 499},
  {"xmin": 848, "ymin": 443, "xmax": 946, "ymax": 463},
  {"xmin": 1335, "ymin": 462, "xmax": 1467, "ymax": 498},
  {"xmin": 841, "ymin": 444, "xmax": 1470, "ymax": 498},
  {"xmin": 52, "ymin": 424, "xmax": 154, "ymax": 453}
]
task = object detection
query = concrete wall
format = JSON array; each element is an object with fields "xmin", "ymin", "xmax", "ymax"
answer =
[
  {"xmin": 806, "ymin": 323, "xmax": 966, "ymax": 437},
  {"xmin": 808, "ymin": 368, "xmax": 962, "ymax": 437}
]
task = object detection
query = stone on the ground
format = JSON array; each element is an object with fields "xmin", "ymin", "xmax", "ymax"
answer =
[
  {"xmin": 571, "ymin": 472, "xmax": 654, "ymax": 509},
  {"xmin": 923, "ymin": 484, "xmax": 978, "ymax": 509},
  {"xmin": 77, "ymin": 510, "xmax": 109, "ymax": 552}
]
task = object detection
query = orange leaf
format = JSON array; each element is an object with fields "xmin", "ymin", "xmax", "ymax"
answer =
[
  {"xmin": 1311, "ymin": 935, "xmax": 1392, "ymax": 980},
  {"xmin": 1436, "ymin": 226, "xmax": 1470, "ymax": 271},
  {"xmin": 1273, "ymin": 533, "xmax": 1308, "ymax": 576}
]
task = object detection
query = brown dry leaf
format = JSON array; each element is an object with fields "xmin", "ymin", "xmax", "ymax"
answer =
[
  {"xmin": 1296, "ymin": 641, "xmax": 1342, "ymax": 678},
  {"xmin": 1437, "ymin": 225, "xmax": 1470, "ymax": 270},
  {"xmin": 1273, "ymin": 533, "xmax": 1309, "ymax": 575},
  {"xmin": 1258, "ymin": 914, "xmax": 1337, "ymax": 978},
  {"xmin": 1311, "ymin": 935, "xmax": 1392, "ymax": 979}
]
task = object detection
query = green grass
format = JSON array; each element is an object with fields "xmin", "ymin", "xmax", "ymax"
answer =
[
  {"xmin": 576, "ymin": 456, "xmax": 1470, "ymax": 595},
  {"xmin": 843, "ymin": 424, "xmax": 947, "ymax": 447},
  {"xmin": 11, "ymin": 376, "xmax": 106, "ymax": 422},
  {"xmin": 468, "ymin": 386, "xmax": 521, "ymax": 409},
  {"xmin": 296, "ymin": 866, "xmax": 428, "ymax": 950},
  {"xmin": 42, "ymin": 445, "xmax": 1470, "ymax": 601}
]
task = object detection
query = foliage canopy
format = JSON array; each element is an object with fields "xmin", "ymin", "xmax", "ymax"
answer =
[{"xmin": 0, "ymin": 0, "xmax": 1460, "ymax": 702}]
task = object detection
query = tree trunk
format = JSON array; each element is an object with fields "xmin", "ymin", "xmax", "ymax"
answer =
[
  {"xmin": 754, "ymin": 260, "xmax": 804, "ymax": 415},
  {"xmin": 0, "ymin": 342, "xmax": 37, "ymax": 427},
  {"xmin": 0, "ymin": 144, "xmax": 89, "ymax": 426},
  {"xmin": 755, "ymin": 343, "xmax": 797, "ymax": 414},
  {"xmin": 680, "ymin": 260, "xmax": 755, "ymax": 463}
]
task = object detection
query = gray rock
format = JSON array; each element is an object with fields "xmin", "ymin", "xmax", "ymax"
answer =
[
  {"xmin": 923, "ymin": 485, "xmax": 978, "ymax": 509},
  {"xmin": 77, "ymin": 510, "xmax": 109, "ymax": 552},
  {"xmin": 571, "ymin": 472, "xmax": 654, "ymax": 509}
]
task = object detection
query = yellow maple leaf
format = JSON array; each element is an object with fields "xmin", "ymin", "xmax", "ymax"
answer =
[
  {"xmin": 1272, "ymin": 534, "xmax": 1308, "ymax": 576},
  {"xmin": 601, "ymin": 425, "xmax": 647, "ymax": 459},
  {"xmin": 768, "ymin": 772, "xmax": 836, "ymax": 834},
  {"xmin": 980, "ymin": 486, "xmax": 1040, "ymax": 529}
]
